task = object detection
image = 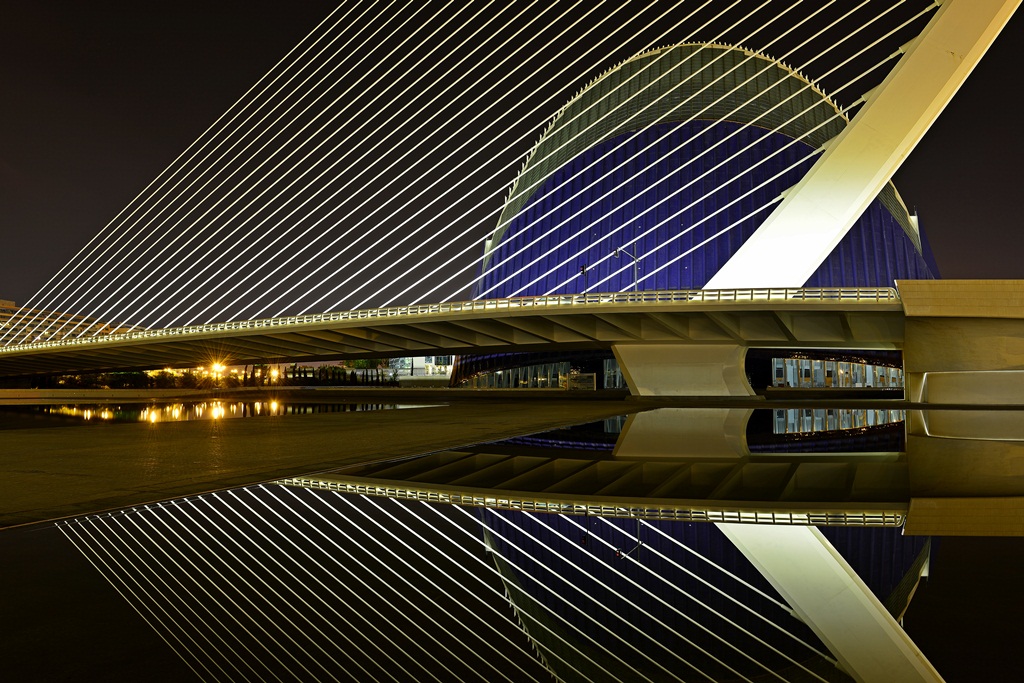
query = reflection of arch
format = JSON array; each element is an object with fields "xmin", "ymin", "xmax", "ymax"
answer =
[{"xmin": 482, "ymin": 509, "xmax": 928, "ymax": 683}]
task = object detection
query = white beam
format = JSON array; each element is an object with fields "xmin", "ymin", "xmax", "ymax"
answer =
[
  {"xmin": 718, "ymin": 523, "xmax": 942, "ymax": 683},
  {"xmin": 705, "ymin": 0, "xmax": 1021, "ymax": 289}
]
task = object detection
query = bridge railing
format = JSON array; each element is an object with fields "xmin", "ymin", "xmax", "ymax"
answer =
[{"xmin": 1, "ymin": 287, "xmax": 898, "ymax": 353}]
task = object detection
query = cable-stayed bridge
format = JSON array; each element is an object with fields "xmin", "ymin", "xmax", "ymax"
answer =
[
  {"xmin": 2, "ymin": 1, "xmax": 1012, "ymax": 352},
  {"xmin": 5, "ymin": 3, "xmax": 1023, "ymax": 681}
]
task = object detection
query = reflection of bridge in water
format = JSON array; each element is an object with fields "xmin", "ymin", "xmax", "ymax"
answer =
[{"xmin": 5, "ymin": 283, "xmax": 1024, "ymax": 681}]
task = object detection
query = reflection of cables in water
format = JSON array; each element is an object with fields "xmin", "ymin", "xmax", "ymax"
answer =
[{"xmin": 616, "ymin": 517, "xmax": 642, "ymax": 560}]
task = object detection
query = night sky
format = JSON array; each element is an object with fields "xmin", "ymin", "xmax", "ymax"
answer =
[{"xmin": 2, "ymin": 1, "xmax": 1023, "ymax": 308}]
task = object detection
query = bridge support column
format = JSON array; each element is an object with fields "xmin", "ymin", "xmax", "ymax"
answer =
[
  {"xmin": 612, "ymin": 344, "xmax": 753, "ymax": 397},
  {"xmin": 719, "ymin": 523, "xmax": 942, "ymax": 683},
  {"xmin": 898, "ymin": 280, "xmax": 1024, "ymax": 404}
]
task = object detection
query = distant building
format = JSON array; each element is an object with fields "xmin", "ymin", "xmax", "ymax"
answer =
[{"xmin": 0, "ymin": 298, "xmax": 135, "ymax": 345}]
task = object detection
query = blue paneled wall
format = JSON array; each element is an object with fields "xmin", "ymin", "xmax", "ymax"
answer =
[{"xmin": 477, "ymin": 120, "xmax": 933, "ymax": 297}]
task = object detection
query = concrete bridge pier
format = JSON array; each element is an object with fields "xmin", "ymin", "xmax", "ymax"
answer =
[
  {"xmin": 612, "ymin": 343, "xmax": 754, "ymax": 397},
  {"xmin": 899, "ymin": 280, "xmax": 1024, "ymax": 405}
]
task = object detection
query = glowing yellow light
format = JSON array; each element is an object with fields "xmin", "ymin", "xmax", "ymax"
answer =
[
  {"xmin": 270, "ymin": 400, "xmax": 279, "ymax": 414},
  {"xmin": 211, "ymin": 404, "xmax": 224, "ymax": 419},
  {"xmin": 270, "ymin": 368, "xmax": 279, "ymax": 380},
  {"xmin": 149, "ymin": 412, "xmax": 158, "ymax": 423},
  {"xmin": 212, "ymin": 363, "xmax": 225, "ymax": 373}
]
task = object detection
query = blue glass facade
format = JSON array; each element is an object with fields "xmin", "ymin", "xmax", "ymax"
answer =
[{"xmin": 476, "ymin": 120, "xmax": 933, "ymax": 298}]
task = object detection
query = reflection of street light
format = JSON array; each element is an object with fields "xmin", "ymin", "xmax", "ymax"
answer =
[{"xmin": 613, "ymin": 247, "xmax": 640, "ymax": 292}]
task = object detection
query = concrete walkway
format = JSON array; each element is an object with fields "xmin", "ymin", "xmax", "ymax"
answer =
[{"xmin": 0, "ymin": 396, "xmax": 635, "ymax": 529}]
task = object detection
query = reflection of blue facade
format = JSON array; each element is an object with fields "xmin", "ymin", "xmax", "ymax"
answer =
[
  {"xmin": 484, "ymin": 510, "xmax": 928, "ymax": 682},
  {"xmin": 478, "ymin": 121, "xmax": 932, "ymax": 298}
]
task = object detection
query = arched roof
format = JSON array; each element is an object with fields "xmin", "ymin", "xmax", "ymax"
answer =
[{"xmin": 487, "ymin": 43, "xmax": 919, "ymax": 267}]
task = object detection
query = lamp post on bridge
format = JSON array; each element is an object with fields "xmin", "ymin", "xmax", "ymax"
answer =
[{"xmin": 613, "ymin": 247, "xmax": 640, "ymax": 292}]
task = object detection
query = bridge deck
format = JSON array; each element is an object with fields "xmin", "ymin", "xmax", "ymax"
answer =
[{"xmin": 0, "ymin": 288, "xmax": 903, "ymax": 376}]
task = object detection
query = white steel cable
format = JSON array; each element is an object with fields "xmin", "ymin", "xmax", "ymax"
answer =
[
  {"xmin": 471, "ymin": 0, "xmax": 851, "ymax": 299},
  {"xmin": 77, "ymin": 0, "xmax": 485, "ymax": 338},
  {"xmin": 599, "ymin": 516, "xmax": 835, "ymax": 663},
  {"xmin": 46, "ymin": 0, "xmax": 448, "ymax": 341},
  {"xmin": 201, "ymin": 0, "xmax": 708, "ymax": 321},
  {"xmin": 30, "ymin": 0, "xmax": 402, "ymax": 344},
  {"xmin": 504, "ymin": 3, "xmax": 925, "ymax": 298},
  {"xmin": 158, "ymin": 500, "xmax": 355, "ymax": 683},
  {"xmin": 25, "ymin": 0, "xmax": 720, "ymax": 331},
  {"xmin": 569, "ymin": 10, "xmax": 929, "ymax": 294},
  {"xmin": 185, "ymin": 493, "xmax": 402, "ymax": 683},
  {"xmin": 643, "ymin": 520, "xmax": 791, "ymax": 609},
  {"xmin": 355, "ymin": 0, "xmax": 822, "ymax": 307},
  {"xmin": 2, "ymin": 2, "xmax": 368, "ymax": 345},
  {"xmin": 9, "ymin": 0, "xmax": 929, "ymax": 342},
  {"xmin": 1, "ymin": 2, "xmax": 359, "ymax": 344},
  {"xmin": 518, "ymin": 8, "xmax": 921, "ymax": 297},
  {"xmin": 360, "ymin": 493, "xmax": 660, "ymax": 683},
  {"xmin": 518, "ymin": 510, "xmax": 761, "ymax": 683},
  {"xmin": 153, "ymin": 0, "xmax": 572, "ymax": 328},
  {"xmin": 280, "ymin": 489, "xmax": 561, "ymax": 683},
  {"xmin": 63, "ymin": 521, "xmax": 224, "ymax": 682},
  {"xmin": 382, "ymin": 2, "xmax": 920, "ymax": 305},
  {"xmin": 238, "ymin": 486, "xmax": 498, "ymax": 683},
  {"xmin": 546, "ymin": 152, "xmax": 805, "ymax": 294},
  {"xmin": 415, "ymin": 497, "xmax": 693, "ymax": 683},
  {"xmin": 258, "ymin": 0, "xmax": 751, "ymax": 318},
  {"xmin": 151, "ymin": 0, "xmax": 609, "ymax": 328},
  {"xmin": 148, "ymin": 502, "xmax": 345, "ymax": 683},
  {"xmin": 587, "ymin": 515, "xmax": 827, "ymax": 682},
  {"xmin": 220, "ymin": 489, "xmax": 457, "ymax": 683},
  {"xmin": 92, "ymin": 514, "xmax": 259, "ymax": 682},
  {"xmin": 117, "ymin": 510, "xmax": 288, "ymax": 682},
  {"xmin": 280, "ymin": 487, "xmax": 550, "ymax": 676},
  {"xmin": 344, "ymin": 490, "xmax": 622, "ymax": 682},
  {"xmin": 253, "ymin": 0, "xmax": 698, "ymax": 318},
  {"xmin": 133, "ymin": 504, "xmax": 317, "ymax": 681},
  {"xmin": 447, "ymin": 503, "xmax": 710, "ymax": 681},
  {"xmin": 314, "ymin": 491, "xmax": 525, "ymax": 683},
  {"xmin": 474, "ymin": 0, "xmax": 908, "ymax": 301}
]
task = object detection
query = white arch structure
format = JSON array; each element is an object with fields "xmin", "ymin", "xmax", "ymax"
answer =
[{"xmin": 705, "ymin": 0, "xmax": 1021, "ymax": 289}]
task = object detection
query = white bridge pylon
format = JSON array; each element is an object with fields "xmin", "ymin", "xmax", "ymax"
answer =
[{"xmin": 706, "ymin": 0, "xmax": 1021, "ymax": 289}]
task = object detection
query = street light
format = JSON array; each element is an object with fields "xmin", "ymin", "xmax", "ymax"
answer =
[{"xmin": 613, "ymin": 246, "xmax": 640, "ymax": 292}]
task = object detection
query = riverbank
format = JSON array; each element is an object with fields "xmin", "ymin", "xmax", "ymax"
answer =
[{"xmin": 0, "ymin": 386, "xmax": 632, "ymax": 405}]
